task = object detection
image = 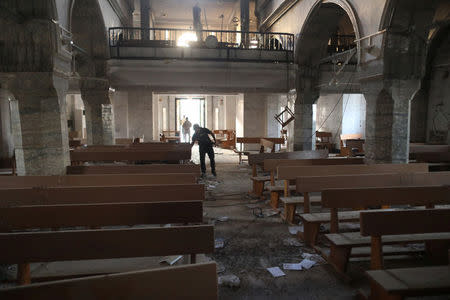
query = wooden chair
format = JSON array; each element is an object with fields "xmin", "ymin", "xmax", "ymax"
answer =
[
  {"xmin": 340, "ymin": 133, "xmax": 364, "ymax": 157},
  {"xmin": 315, "ymin": 131, "xmax": 333, "ymax": 152}
]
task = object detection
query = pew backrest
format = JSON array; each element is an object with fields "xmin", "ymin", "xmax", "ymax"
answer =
[
  {"xmin": 0, "ymin": 201, "xmax": 203, "ymax": 232},
  {"xmin": 0, "ymin": 173, "xmax": 197, "ymax": 188},
  {"xmin": 297, "ymin": 172, "xmax": 450, "ymax": 193},
  {"xmin": 278, "ymin": 163, "xmax": 429, "ymax": 181},
  {"xmin": 360, "ymin": 208, "xmax": 450, "ymax": 237},
  {"xmin": 0, "ymin": 263, "xmax": 218, "ymax": 300},
  {"xmin": 0, "ymin": 184, "xmax": 205, "ymax": 207},
  {"xmin": 321, "ymin": 185, "xmax": 450, "ymax": 209},
  {"xmin": 264, "ymin": 157, "xmax": 363, "ymax": 172},
  {"xmin": 249, "ymin": 150, "xmax": 328, "ymax": 166},
  {"xmin": 70, "ymin": 150, "xmax": 191, "ymax": 163},
  {"xmin": 67, "ymin": 164, "xmax": 201, "ymax": 175}
]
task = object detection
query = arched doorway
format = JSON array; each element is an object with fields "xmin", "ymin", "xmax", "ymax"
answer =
[
  {"xmin": 294, "ymin": 1, "xmax": 362, "ymax": 152},
  {"xmin": 69, "ymin": 0, "xmax": 114, "ymax": 145}
]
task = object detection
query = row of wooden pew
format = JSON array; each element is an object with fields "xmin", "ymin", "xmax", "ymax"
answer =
[
  {"xmin": 245, "ymin": 150, "xmax": 450, "ymax": 299},
  {"xmin": 0, "ymin": 163, "xmax": 218, "ymax": 299}
]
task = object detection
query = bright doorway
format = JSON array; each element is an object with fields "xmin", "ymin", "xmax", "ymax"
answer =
[{"xmin": 176, "ymin": 97, "xmax": 205, "ymax": 142}]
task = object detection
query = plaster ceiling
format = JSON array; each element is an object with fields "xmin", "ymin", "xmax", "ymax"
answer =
[{"xmin": 149, "ymin": 0, "xmax": 240, "ymax": 28}]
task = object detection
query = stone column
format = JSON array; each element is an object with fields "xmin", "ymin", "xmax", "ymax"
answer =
[
  {"xmin": 110, "ymin": 90, "xmax": 129, "ymax": 138},
  {"xmin": 362, "ymin": 79, "xmax": 421, "ymax": 163},
  {"xmin": 240, "ymin": 0, "xmax": 250, "ymax": 47},
  {"xmin": 8, "ymin": 73, "xmax": 70, "ymax": 175},
  {"xmin": 128, "ymin": 88, "xmax": 153, "ymax": 141},
  {"xmin": 0, "ymin": 74, "xmax": 15, "ymax": 159},
  {"xmin": 293, "ymin": 90, "xmax": 319, "ymax": 151},
  {"xmin": 140, "ymin": 0, "xmax": 150, "ymax": 40},
  {"xmin": 80, "ymin": 79, "xmax": 115, "ymax": 145}
]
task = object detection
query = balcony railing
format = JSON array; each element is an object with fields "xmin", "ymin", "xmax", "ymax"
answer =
[{"xmin": 108, "ymin": 27, "xmax": 295, "ymax": 63}]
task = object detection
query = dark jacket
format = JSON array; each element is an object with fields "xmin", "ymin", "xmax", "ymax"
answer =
[{"xmin": 192, "ymin": 127, "xmax": 216, "ymax": 147}]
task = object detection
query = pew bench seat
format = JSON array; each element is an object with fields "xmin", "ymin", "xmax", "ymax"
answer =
[
  {"xmin": 325, "ymin": 231, "xmax": 450, "ymax": 275},
  {"xmin": 364, "ymin": 266, "xmax": 450, "ymax": 300},
  {"xmin": 279, "ymin": 195, "xmax": 321, "ymax": 224},
  {"xmin": 250, "ymin": 176, "xmax": 271, "ymax": 198},
  {"xmin": 299, "ymin": 209, "xmax": 395, "ymax": 247},
  {"xmin": 267, "ymin": 185, "xmax": 296, "ymax": 208}
]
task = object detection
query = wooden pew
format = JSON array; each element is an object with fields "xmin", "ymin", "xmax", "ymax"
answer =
[
  {"xmin": 0, "ymin": 201, "xmax": 205, "ymax": 284},
  {"xmin": 213, "ymin": 129, "xmax": 236, "ymax": 149},
  {"xmin": 361, "ymin": 209, "xmax": 450, "ymax": 300},
  {"xmin": 67, "ymin": 164, "xmax": 201, "ymax": 175},
  {"xmin": 0, "ymin": 225, "xmax": 214, "ymax": 284},
  {"xmin": 0, "ymin": 184, "xmax": 204, "ymax": 207},
  {"xmin": 0, "ymin": 201, "xmax": 203, "ymax": 232},
  {"xmin": 0, "ymin": 262, "xmax": 218, "ymax": 300},
  {"xmin": 278, "ymin": 163, "xmax": 429, "ymax": 219},
  {"xmin": 0, "ymin": 173, "xmax": 198, "ymax": 189},
  {"xmin": 70, "ymin": 150, "xmax": 191, "ymax": 165},
  {"xmin": 247, "ymin": 150, "xmax": 328, "ymax": 198},
  {"xmin": 264, "ymin": 157, "xmax": 363, "ymax": 208},
  {"xmin": 234, "ymin": 137, "xmax": 285, "ymax": 164},
  {"xmin": 297, "ymin": 172, "xmax": 450, "ymax": 246},
  {"xmin": 115, "ymin": 138, "xmax": 133, "ymax": 144},
  {"xmin": 321, "ymin": 186, "xmax": 450, "ymax": 276},
  {"xmin": 340, "ymin": 133, "xmax": 364, "ymax": 157}
]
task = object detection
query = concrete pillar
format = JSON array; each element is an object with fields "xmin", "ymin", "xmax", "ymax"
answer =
[
  {"xmin": 80, "ymin": 79, "xmax": 115, "ymax": 145},
  {"xmin": 244, "ymin": 93, "xmax": 266, "ymax": 150},
  {"xmin": 225, "ymin": 95, "xmax": 237, "ymax": 130},
  {"xmin": 128, "ymin": 88, "xmax": 153, "ymax": 141},
  {"xmin": 8, "ymin": 73, "xmax": 70, "ymax": 175},
  {"xmin": 0, "ymin": 75, "xmax": 14, "ymax": 159},
  {"xmin": 294, "ymin": 90, "xmax": 318, "ymax": 151},
  {"xmin": 140, "ymin": 0, "xmax": 150, "ymax": 39},
  {"xmin": 240, "ymin": 0, "xmax": 250, "ymax": 46},
  {"xmin": 111, "ymin": 90, "xmax": 129, "ymax": 138},
  {"xmin": 362, "ymin": 79, "xmax": 420, "ymax": 163}
]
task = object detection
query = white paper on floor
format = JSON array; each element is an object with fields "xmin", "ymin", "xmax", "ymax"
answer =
[
  {"xmin": 215, "ymin": 238, "xmax": 225, "ymax": 249},
  {"xmin": 302, "ymin": 253, "xmax": 326, "ymax": 264},
  {"xmin": 267, "ymin": 267, "xmax": 286, "ymax": 277},
  {"xmin": 282, "ymin": 263, "xmax": 302, "ymax": 271},
  {"xmin": 299, "ymin": 259, "xmax": 316, "ymax": 269},
  {"xmin": 288, "ymin": 225, "xmax": 304, "ymax": 235}
]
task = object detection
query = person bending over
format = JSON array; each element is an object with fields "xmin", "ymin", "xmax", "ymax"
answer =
[{"xmin": 191, "ymin": 124, "xmax": 216, "ymax": 177}]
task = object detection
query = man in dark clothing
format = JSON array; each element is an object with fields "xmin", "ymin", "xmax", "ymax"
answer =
[{"xmin": 191, "ymin": 124, "xmax": 216, "ymax": 177}]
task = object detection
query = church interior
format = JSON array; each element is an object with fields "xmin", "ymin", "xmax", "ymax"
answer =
[{"xmin": 0, "ymin": 0, "xmax": 449, "ymax": 299}]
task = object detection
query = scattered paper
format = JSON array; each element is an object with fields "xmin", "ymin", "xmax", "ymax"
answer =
[
  {"xmin": 215, "ymin": 238, "xmax": 225, "ymax": 249},
  {"xmin": 159, "ymin": 255, "xmax": 183, "ymax": 266},
  {"xmin": 299, "ymin": 259, "xmax": 316, "ymax": 270},
  {"xmin": 262, "ymin": 209, "xmax": 279, "ymax": 217},
  {"xmin": 302, "ymin": 253, "xmax": 326, "ymax": 264},
  {"xmin": 217, "ymin": 216, "xmax": 229, "ymax": 222},
  {"xmin": 288, "ymin": 225, "xmax": 304, "ymax": 235},
  {"xmin": 218, "ymin": 274, "xmax": 240, "ymax": 288},
  {"xmin": 267, "ymin": 267, "xmax": 286, "ymax": 277},
  {"xmin": 282, "ymin": 263, "xmax": 302, "ymax": 271}
]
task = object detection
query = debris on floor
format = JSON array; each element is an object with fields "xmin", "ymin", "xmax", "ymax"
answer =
[
  {"xmin": 302, "ymin": 253, "xmax": 326, "ymax": 265},
  {"xmin": 218, "ymin": 274, "xmax": 241, "ymax": 288},
  {"xmin": 288, "ymin": 225, "xmax": 304, "ymax": 235},
  {"xmin": 159, "ymin": 255, "xmax": 183, "ymax": 266},
  {"xmin": 215, "ymin": 238, "xmax": 225, "ymax": 249},
  {"xmin": 216, "ymin": 216, "xmax": 229, "ymax": 222},
  {"xmin": 267, "ymin": 266, "xmax": 286, "ymax": 278},
  {"xmin": 282, "ymin": 263, "xmax": 302, "ymax": 271},
  {"xmin": 282, "ymin": 237, "xmax": 304, "ymax": 247},
  {"xmin": 299, "ymin": 259, "xmax": 316, "ymax": 269}
]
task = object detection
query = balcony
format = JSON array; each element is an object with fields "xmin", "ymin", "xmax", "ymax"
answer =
[{"xmin": 108, "ymin": 27, "xmax": 294, "ymax": 63}]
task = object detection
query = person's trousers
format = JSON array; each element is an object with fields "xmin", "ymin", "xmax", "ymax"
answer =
[
  {"xmin": 199, "ymin": 145, "xmax": 215, "ymax": 174},
  {"xmin": 183, "ymin": 132, "xmax": 190, "ymax": 143}
]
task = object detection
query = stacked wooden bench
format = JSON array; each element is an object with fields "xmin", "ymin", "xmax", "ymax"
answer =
[
  {"xmin": 264, "ymin": 157, "xmax": 363, "ymax": 208},
  {"xmin": 70, "ymin": 142, "xmax": 192, "ymax": 165},
  {"xmin": 297, "ymin": 171, "xmax": 450, "ymax": 246},
  {"xmin": 360, "ymin": 208, "xmax": 450, "ymax": 300},
  {"xmin": 66, "ymin": 163, "xmax": 201, "ymax": 175},
  {"xmin": 0, "ymin": 171, "xmax": 216, "ymax": 298},
  {"xmin": 234, "ymin": 137, "xmax": 285, "ymax": 164},
  {"xmin": 247, "ymin": 149, "xmax": 328, "ymax": 198},
  {"xmin": 322, "ymin": 186, "xmax": 450, "ymax": 277},
  {"xmin": 410, "ymin": 144, "xmax": 450, "ymax": 171},
  {"xmin": 277, "ymin": 163, "xmax": 429, "ymax": 224}
]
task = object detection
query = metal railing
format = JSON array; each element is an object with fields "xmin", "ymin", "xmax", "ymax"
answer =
[{"xmin": 109, "ymin": 27, "xmax": 295, "ymax": 52}]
